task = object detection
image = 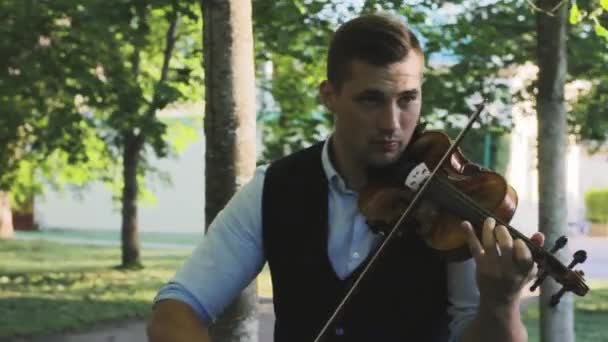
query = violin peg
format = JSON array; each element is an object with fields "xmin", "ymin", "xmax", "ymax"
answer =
[
  {"xmin": 550, "ymin": 235, "xmax": 568, "ymax": 254},
  {"xmin": 529, "ymin": 272, "xmax": 548, "ymax": 292},
  {"xmin": 568, "ymin": 250, "xmax": 587, "ymax": 269},
  {"xmin": 550, "ymin": 287, "xmax": 567, "ymax": 307}
]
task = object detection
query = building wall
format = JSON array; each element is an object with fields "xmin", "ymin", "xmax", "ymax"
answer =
[{"xmin": 506, "ymin": 111, "xmax": 608, "ymax": 237}]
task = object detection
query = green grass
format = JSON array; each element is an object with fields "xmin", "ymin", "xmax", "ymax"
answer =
[
  {"xmin": 0, "ymin": 239, "xmax": 273, "ymax": 339},
  {"xmin": 2, "ymin": 238, "xmax": 605, "ymax": 340},
  {"xmin": 15, "ymin": 228, "xmax": 203, "ymax": 246},
  {"xmin": 522, "ymin": 281, "xmax": 608, "ymax": 342}
]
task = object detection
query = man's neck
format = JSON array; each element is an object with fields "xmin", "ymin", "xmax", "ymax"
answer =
[{"xmin": 328, "ymin": 137, "xmax": 367, "ymax": 191}]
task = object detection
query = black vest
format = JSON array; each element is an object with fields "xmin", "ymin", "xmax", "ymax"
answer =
[{"xmin": 262, "ymin": 142, "xmax": 450, "ymax": 342}]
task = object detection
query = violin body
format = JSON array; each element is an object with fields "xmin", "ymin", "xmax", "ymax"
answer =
[
  {"xmin": 407, "ymin": 131, "xmax": 519, "ymax": 258},
  {"xmin": 362, "ymin": 130, "xmax": 517, "ymax": 260}
]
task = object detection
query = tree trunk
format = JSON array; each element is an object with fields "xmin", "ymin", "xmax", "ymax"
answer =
[
  {"xmin": 202, "ymin": 0, "xmax": 258, "ymax": 341},
  {"xmin": 121, "ymin": 133, "xmax": 142, "ymax": 268},
  {"xmin": 536, "ymin": 1, "xmax": 573, "ymax": 341},
  {"xmin": 0, "ymin": 191, "xmax": 14, "ymax": 239}
]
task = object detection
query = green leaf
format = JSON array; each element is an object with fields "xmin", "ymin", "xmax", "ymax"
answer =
[
  {"xmin": 570, "ymin": 2, "xmax": 582, "ymax": 24},
  {"xmin": 594, "ymin": 23, "xmax": 608, "ymax": 38},
  {"xmin": 601, "ymin": 0, "xmax": 608, "ymax": 11}
]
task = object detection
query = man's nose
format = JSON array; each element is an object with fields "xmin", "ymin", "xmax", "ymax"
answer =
[{"xmin": 377, "ymin": 102, "xmax": 400, "ymax": 133}]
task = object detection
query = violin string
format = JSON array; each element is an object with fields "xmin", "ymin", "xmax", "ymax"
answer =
[
  {"xmin": 433, "ymin": 175, "xmax": 544, "ymax": 255},
  {"xmin": 434, "ymin": 175, "xmax": 592, "ymax": 295},
  {"xmin": 312, "ymin": 102, "xmax": 486, "ymax": 342}
]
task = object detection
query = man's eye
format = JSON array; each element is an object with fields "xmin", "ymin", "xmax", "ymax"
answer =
[{"xmin": 398, "ymin": 96, "xmax": 416, "ymax": 107}]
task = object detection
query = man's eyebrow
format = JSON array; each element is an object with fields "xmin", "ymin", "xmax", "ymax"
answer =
[
  {"xmin": 399, "ymin": 89, "xmax": 419, "ymax": 96},
  {"xmin": 354, "ymin": 88, "xmax": 419, "ymax": 98},
  {"xmin": 354, "ymin": 89, "xmax": 385, "ymax": 97}
]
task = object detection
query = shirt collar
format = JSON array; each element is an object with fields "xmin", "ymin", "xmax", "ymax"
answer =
[{"xmin": 321, "ymin": 137, "xmax": 356, "ymax": 195}]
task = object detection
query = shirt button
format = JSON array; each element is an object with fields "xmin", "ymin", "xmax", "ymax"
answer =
[
  {"xmin": 352, "ymin": 252, "xmax": 360, "ymax": 259},
  {"xmin": 335, "ymin": 327, "xmax": 345, "ymax": 336}
]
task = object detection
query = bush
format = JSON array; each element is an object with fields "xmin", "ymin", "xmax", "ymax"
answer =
[{"xmin": 584, "ymin": 188, "xmax": 608, "ymax": 223}]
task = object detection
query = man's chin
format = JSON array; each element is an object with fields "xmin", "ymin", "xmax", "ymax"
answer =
[{"xmin": 367, "ymin": 152, "xmax": 401, "ymax": 168}]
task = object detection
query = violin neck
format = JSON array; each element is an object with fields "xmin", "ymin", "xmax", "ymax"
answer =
[{"xmin": 425, "ymin": 176, "xmax": 542, "ymax": 255}]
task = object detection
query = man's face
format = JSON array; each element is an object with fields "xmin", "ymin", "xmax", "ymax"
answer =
[{"xmin": 321, "ymin": 54, "xmax": 424, "ymax": 169}]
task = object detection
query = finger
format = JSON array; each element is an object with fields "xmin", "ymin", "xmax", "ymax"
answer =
[
  {"xmin": 513, "ymin": 239, "xmax": 534, "ymax": 275},
  {"xmin": 495, "ymin": 224, "xmax": 513, "ymax": 261},
  {"xmin": 461, "ymin": 221, "xmax": 484, "ymax": 262},
  {"xmin": 482, "ymin": 217, "xmax": 498, "ymax": 259},
  {"xmin": 530, "ymin": 232, "xmax": 545, "ymax": 247}
]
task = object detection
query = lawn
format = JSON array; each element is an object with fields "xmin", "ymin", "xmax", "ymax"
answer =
[
  {"xmin": 0, "ymin": 238, "xmax": 605, "ymax": 340},
  {"xmin": 0, "ymin": 239, "xmax": 272, "ymax": 339},
  {"xmin": 523, "ymin": 280, "xmax": 608, "ymax": 342}
]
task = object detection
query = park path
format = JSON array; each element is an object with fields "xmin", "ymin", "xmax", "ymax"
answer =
[{"xmin": 9, "ymin": 299, "xmax": 275, "ymax": 342}]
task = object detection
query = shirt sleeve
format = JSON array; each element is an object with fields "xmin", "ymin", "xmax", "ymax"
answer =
[
  {"xmin": 446, "ymin": 258, "xmax": 480, "ymax": 342},
  {"xmin": 152, "ymin": 166, "xmax": 267, "ymax": 324}
]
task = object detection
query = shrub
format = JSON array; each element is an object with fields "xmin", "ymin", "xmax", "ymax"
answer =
[{"xmin": 584, "ymin": 188, "xmax": 608, "ymax": 223}]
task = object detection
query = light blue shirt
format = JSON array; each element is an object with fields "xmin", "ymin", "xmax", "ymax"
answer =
[{"xmin": 153, "ymin": 139, "xmax": 479, "ymax": 341}]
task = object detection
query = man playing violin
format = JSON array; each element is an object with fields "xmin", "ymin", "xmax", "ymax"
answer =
[{"xmin": 148, "ymin": 12, "xmax": 544, "ymax": 342}]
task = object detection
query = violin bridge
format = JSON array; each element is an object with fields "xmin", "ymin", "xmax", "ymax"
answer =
[{"xmin": 404, "ymin": 163, "xmax": 431, "ymax": 191}]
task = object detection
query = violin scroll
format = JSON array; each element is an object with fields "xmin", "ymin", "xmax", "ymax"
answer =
[{"xmin": 530, "ymin": 235, "xmax": 589, "ymax": 306}]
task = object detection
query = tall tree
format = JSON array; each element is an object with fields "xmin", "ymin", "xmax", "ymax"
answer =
[
  {"xmin": 78, "ymin": 0, "xmax": 201, "ymax": 268},
  {"xmin": 201, "ymin": 0, "xmax": 258, "ymax": 340},
  {"xmin": 114, "ymin": 0, "xmax": 181, "ymax": 269},
  {"xmin": 536, "ymin": 1, "xmax": 573, "ymax": 341}
]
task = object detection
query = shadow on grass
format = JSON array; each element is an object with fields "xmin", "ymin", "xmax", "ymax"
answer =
[{"xmin": 0, "ymin": 296, "xmax": 151, "ymax": 339}]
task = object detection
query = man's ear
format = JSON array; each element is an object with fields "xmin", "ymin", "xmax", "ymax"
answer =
[{"xmin": 319, "ymin": 80, "xmax": 335, "ymax": 112}]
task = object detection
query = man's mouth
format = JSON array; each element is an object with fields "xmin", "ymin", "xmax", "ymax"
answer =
[{"xmin": 373, "ymin": 140, "xmax": 400, "ymax": 152}]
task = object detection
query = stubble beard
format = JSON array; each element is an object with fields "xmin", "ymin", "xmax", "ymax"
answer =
[{"xmin": 365, "ymin": 143, "xmax": 405, "ymax": 168}]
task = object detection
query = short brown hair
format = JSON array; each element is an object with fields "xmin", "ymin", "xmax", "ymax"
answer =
[{"xmin": 326, "ymin": 13, "xmax": 423, "ymax": 90}]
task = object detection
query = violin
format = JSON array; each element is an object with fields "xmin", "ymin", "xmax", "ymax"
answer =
[
  {"xmin": 360, "ymin": 129, "xmax": 590, "ymax": 300},
  {"xmin": 313, "ymin": 102, "xmax": 589, "ymax": 342}
]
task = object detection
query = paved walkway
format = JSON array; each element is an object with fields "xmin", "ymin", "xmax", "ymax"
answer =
[{"xmin": 9, "ymin": 300, "xmax": 275, "ymax": 342}]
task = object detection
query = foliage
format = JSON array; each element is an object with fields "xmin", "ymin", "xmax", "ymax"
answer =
[
  {"xmin": 253, "ymin": 0, "xmax": 608, "ymax": 162},
  {"xmin": 418, "ymin": 0, "xmax": 608, "ymax": 146},
  {"xmin": 584, "ymin": 187, "xmax": 608, "ymax": 223},
  {"xmin": 253, "ymin": 0, "xmax": 437, "ymax": 163},
  {"xmin": 568, "ymin": 0, "xmax": 608, "ymax": 148},
  {"xmin": 91, "ymin": 0, "xmax": 202, "ymax": 157},
  {"xmin": 0, "ymin": 0, "xmax": 106, "ymax": 191},
  {"xmin": 445, "ymin": 128, "xmax": 511, "ymax": 175},
  {"xmin": 253, "ymin": 0, "xmax": 333, "ymax": 162},
  {"xmin": 8, "ymin": 123, "xmax": 112, "ymax": 211},
  {"xmin": 570, "ymin": 0, "xmax": 608, "ymax": 40},
  {"xmin": 570, "ymin": 79, "xmax": 608, "ymax": 149},
  {"xmin": 0, "ymin": 0, "xmax": 202, "ymax": 212}
]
